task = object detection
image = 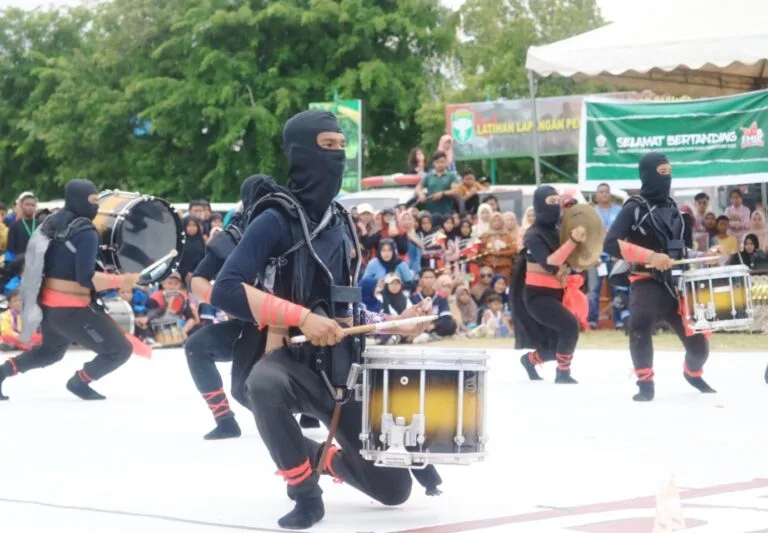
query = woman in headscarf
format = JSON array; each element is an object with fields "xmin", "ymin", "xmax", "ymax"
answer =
[
  {"xmin": 178, "ymin": 216, "xmax": 206, "ymax": 282},
  {"xmin": 748, "ymin": 210, "xmax": 768, "ymax": 252},
  {"xmin": 479, "ymin": 212, "xmax": 517, "ymax": 281},
  {"xmin": 361, "ymin": 239, "xmax": 415, "ymax": 311},
  {"xmin": 729, "ymin": 233, "xmax": 764, "ymax": 270},
  {"xmin": 453, "ymin": 285, "xmax": 479, "ymax": 333},
  {"xmin": 519, "ymin": 206, "xmax": 535, "ymax": 249},
  {"xmin": 473, "ymin": 203, "xmax": 494, "ymax": 238},
  {"xmin": 436, "ymin": 135, "xmax": 455, "ymax": 173},
  {"xmin": 377, "ymin": 273, "xmax": 414, "ymax": 345},
  {"xmin": 503, "ymin": 211, "xmax": 520, "ymax": 248},
  {"xmin": 417, "ymin": 212, "xmax": 445, "ymax": 270}
]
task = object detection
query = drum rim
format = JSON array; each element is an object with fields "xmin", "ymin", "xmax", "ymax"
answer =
[
  {"xmin": 683, "ymin": 264, "xmax": 751, "ymax": 279},
  {"xmin": 364, "ymin": 347, "xmax": 491, "ymax": 360},
  {"xmin": 98, "ymin": 190, "xmax": 183, "ymax": 277}
]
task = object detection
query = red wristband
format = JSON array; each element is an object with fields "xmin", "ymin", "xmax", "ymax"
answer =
[{"xmin": 203, "ymin": 286, "xmax": 212, "ymax": 304}]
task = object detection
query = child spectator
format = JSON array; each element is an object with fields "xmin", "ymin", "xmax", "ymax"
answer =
[
  {"xmin": 715, "ymin": 215, "xmax": 740, "ymax": 257},
  {"xmin": 120, "ymin": 286, "xmax": 155, "ymax": 344},
  {"xmin": 413, "ymin": 274, "xmax": 457, "ymax": 343},
  {"xmin": 411, "ymin": 268, "xmax": 437, "ymax": 304},
  {"xmin": 453, "ymin": 284, "xmax": 479, "ymax": 335},
  {"xmin": 146, "ymin": 272, "xmax": 199, "ymax": 344},
  {"xmin": 481, "ymin": 293, "xmax": 513, "ymax": 338},
  {"xmin": 0, "ymin": 291, "xmax": 41, "ymax": 350}
]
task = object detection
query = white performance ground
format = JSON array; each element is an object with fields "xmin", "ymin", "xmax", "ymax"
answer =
[{"xmin": 2, "ymin": 346, "xmax": 768, "ymax": 533}]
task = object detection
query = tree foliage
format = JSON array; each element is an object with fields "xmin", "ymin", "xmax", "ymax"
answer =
[
  {"xmin": 0, "ymin": 0, "xmax": 454, "ymax": 201},
  {"xmin": 0, "ymin": 0, "xmax": 603, "ymax": 200}
]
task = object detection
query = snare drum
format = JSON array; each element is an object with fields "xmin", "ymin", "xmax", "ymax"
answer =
[
  {"xmin": 151, "ymin": 317, "xmax": 184, "ymax": 347},
  {"xmin": 360, "ymin": 347, "xmax": 489, "ymax": 468},
  {"xmin": 680, "ymin": 264, "xmax": 754, "ymax": 332},
  {"xmin": 94, "ymin": 191, "xmax": 182, "ymax": 279},
  {"xmin": 103, "ymin": 297, "xmax": 135, "ymax": 335}
]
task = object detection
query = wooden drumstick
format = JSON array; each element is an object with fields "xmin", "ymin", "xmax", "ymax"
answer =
[
  {"xmin": 289, "ymin": 314, "xmax": 438, "ymax": 345},
  {"xmin": 136, "ymin": 249, "xmax": 179, "ymax": 285},
  {"xmin": 644, "ymin": 255, "xmax": 723, "ymax": 269}
]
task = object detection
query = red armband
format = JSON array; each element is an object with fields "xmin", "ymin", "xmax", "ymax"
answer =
[
  {"xmin": 203, "ymin": 286, "xmax": 212, "ymax": 304},
  {"xmin": 547, "ymin": 239, "xmax": 577, "ymax": 266},
  {"xmin": 618, "ymin": 240, "xmax": 654, "ymax": 263},
  {"xmin": 257, "ymin": 294, "xmax": 306, "ymax": 327}
]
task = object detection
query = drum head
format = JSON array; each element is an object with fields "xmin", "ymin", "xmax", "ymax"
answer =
[{"xmin": 116, "ymin": 198, "xmax": 181, "ymax": 275}]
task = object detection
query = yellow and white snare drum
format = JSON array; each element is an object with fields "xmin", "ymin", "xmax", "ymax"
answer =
[
  {"xmin": 680, "ymin": 264, "xmax": 754, "ymax": 332},
  {"xmin": 360, "ymin": 347, "xmax": 489, "ymax": 468}
]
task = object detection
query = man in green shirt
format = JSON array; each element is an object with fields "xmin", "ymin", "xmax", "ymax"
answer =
[{"xmin": 416, "ymin": 151, "xmax": 458, "ymax": 215}]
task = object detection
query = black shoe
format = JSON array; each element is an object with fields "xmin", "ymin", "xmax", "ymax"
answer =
[
  {"xmin": 520, "ymin": 354, "xmax": 543, "ymax": 381},
  {"xmin": 684, "ymin": 373, "xmax": 716, "ymax": 394},
  {"xmin": 0, "ymin": 374, "xmax": 8, "ymax": 401},
  {"xmin": 555, "ymin": 369, "xmax": 578, "ymax": 384},
  {"xmin": 412, "ymin": 464, "xmax": 443, "ymax": 496},
  {"xmin": 203, "ymin": 417, "xmax": 241, "ymax": 440},
  {"xmin": 299, "ymin": 415, "xmax": 321, "ymax": 429},
  {"xmin": 764, "ymin": 364, "xmax": 768, "ymax": 384},
  {"xmin": 277, "ymin": 497, "xmax": 325, "ymax": 530},
  {"xmin": 66, "ymin": 376, "xmax": 106, "ymax": 400},
  {"xmin": 633, "ymin": 381, "xmax": 655, "ymax": 402}
]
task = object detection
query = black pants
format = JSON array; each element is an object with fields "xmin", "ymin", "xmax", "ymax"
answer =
[
  {"xmin": 246, "ymin": 346, "xmax": 412, "ymax": 505},
  {"xmin": 523, "ymin": 285, "xmax": 579, "ymax": 360},
  {"xmin": 6, "ymin": 306, "xmax": 131, "ymax": 380},
  {"xmin": 628, "ymin": 279, "xmax": 708, "ymax": 375},
  {"xmin": 185, "ymin": 320, "xmax": 243, "ymax": 421}
]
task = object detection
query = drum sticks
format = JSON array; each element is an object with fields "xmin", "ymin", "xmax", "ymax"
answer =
[
  {"xmin": 137, "ymin": 249, "xmax": 179, "ymax": 285},
  {"xmin": 644, "ymin": 255, "xmax": 723, "ymax": 269},
  {"xmin": 290, "ymin": 315, "xmax": 438, "ymax": 345}
]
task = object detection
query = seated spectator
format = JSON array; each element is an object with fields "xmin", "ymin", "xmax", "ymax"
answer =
[
  {"xmin": 480, "ymin": 274, "xmax": 510, "ymax": 316},
  {"xmin": 451, "ymin": 168, "xmax": 487, "ymax": 215},
  {"xmin": 0, "ymin": 291, "xmax": 41, "ymax": 350},
  {"xmin": 480, "ymin": 212, "xmax": 517, "ymax": 281},
  {"xmin": 729, "ymin": 234, "xmax": 767, "ymax": 270},
  {"xmin": 417, "ymin": 213, "xmax": 445, "ymax": 270},
  {"xmin": 355, "ymin": 203, "xmax": 380, "ymax": 264},
  {"xmin": 749, "ymin": 210, "xmax": 768, "ymax": 252},
  {"xmin": 361, "ymin": 239, "xmax": 415, "ymax": 310},
  {"xmin": 120, "ymin": 286, "xmax": 154, "ymax": 344},
  {"xmin": 453, "ymin": 285, "xmax": 479, "ymax": 334},
  {"xmin": 411, "ymin": 268, "xmax": 437, "ymax": 304},
  {"xmin": 413, "ymin": 274, "xmax": 457, "ymax": 343},
  {"xmin": 702, "ymin": 212, "xmax": 717, "ymax": 248},
  {"xmin": 714, "ymin": 215, "xmax": 740, "ymax": 257},
  {"xmin": 473, "ymin": 203, "xmax": 493, "ymax": 238},
  {"xmin": 480, "ymin": 293, "xmax": 513, "ymax": 338},
  {"xmin": 471, "ymin": 265, "xmax": 494, "ymax": 303},
  {"xmin": 208, "ymin": 213, "xmax": 224, "ymax": 239},
  {"xmin": 146, "ymin": 272, "xmax": 199, "ymax": 344},
  {"xmin": 376, "ymin": 273, "xmax": 413, "ymax": 345},
  {"xmin": 391, "ymin": 211, "xmax": 421, "ymax": 272},
  {"xmin": 484, "ymin": 195, "xmax": 499, "ymax": 212}
]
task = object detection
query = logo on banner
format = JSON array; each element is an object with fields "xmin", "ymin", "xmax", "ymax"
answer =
[
  {"xmin": 593, "ymin": 134, "xmax": 610, "ymax": 156},
  {"xmin": 740, "ymin": 122, "xmax": 765, "ymax": 149},
  {"xmin": 451, "ymin": 109, "xmax": 475, "ymax": 144}
]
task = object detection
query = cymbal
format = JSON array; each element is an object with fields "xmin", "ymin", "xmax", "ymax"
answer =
[{"xmin": 560, "ymin": 204, "xmax": 604, "ymax": 269}]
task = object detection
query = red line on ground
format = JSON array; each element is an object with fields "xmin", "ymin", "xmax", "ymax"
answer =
[{"xmin": 392, "ymin": 478, "xmax": 768, "ymax": 533}]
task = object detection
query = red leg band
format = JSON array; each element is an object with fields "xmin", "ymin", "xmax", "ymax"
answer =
[{"xmin": 635, "ymin": 368, "xmax": 655, "ymax": 381}]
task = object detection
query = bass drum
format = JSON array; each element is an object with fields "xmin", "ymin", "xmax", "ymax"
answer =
[{"xmin": 94, "ymin": 191, "xmax": 182, "ymax": 280}]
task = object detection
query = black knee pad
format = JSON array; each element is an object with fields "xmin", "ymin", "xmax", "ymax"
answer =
[{"xmin": 184, "ymin": 329, "xmax": 206, "ymax": 361}]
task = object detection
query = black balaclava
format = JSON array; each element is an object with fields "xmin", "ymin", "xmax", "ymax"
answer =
[
  {"xmin": 240, "ymin": 174, "xmax": 269, "ymax": 212},
  {"xmin": 49, "ymin": 179, "xmax": 98, "ymax": 232},
  {"xmin": 639, "ymin": 152, "xmax": 671, "ymax": 205},
  {"xmin": 65, "ymin": 179, "xmax": 99, "ymax": 220},
  {"xmin": 282, "ymin": 109, "xmax": 345, "ymax": 222},
  {"xmin": 533, "ymin": 185, "xmax": 560, "ymax": 228}
]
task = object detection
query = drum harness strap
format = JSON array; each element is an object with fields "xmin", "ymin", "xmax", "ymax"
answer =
[{"xmin": 628, "ymin": 195, "xmax": 687, "ymax": 298}]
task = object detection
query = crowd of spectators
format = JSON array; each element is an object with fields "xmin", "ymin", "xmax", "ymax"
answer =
[{"xmin": 1, "ymin": 170, "xmax": 767, "ymax": 351}]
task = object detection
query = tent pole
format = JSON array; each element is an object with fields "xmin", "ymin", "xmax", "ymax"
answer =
[
  {"xmin": 762, "ymin": 181, "xmax": 767, "ymax": 211},
  {"xmin": 528, "ymin": 70, "xmax": 542, "ymax": 186}
]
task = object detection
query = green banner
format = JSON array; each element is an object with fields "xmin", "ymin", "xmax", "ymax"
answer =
[
  {"xmin": 580, "ymin": 90, "xmax": 768, "ymax": 189},
  {"xmin": 309, "ymin": 99, "xmax": 362, "ymax": 192}
]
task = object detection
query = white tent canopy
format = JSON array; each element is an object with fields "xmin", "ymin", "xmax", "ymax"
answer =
[{"xmin": 526, "ymin": 0, "xmax": 768, "ymax": 98}]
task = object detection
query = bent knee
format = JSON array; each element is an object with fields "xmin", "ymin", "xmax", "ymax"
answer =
[
  {"xmin": 377, "ymin": 474, "xmax": 412, "ymax": 506},
  {"xmin": 244, "ymin": 356, "xmax": 291, "ymax": 405}
]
